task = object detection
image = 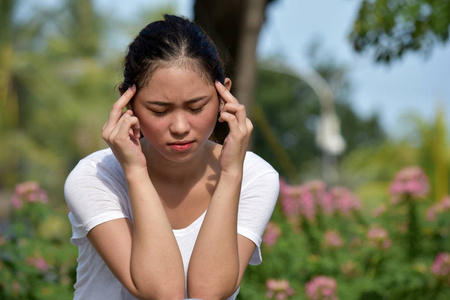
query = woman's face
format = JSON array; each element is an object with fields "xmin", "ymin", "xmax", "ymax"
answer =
[{"xmin": 131, "ymin": 66, "xmax": 227, "ymax": 163}]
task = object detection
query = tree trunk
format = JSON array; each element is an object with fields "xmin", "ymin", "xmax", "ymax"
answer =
[
  {"xmin": 194, "ymin": 0, "xmax": 272, "ymax": 114},
  {"xmin": 233, "ymin": 0, "xmax": 267, "ymax": 116}
]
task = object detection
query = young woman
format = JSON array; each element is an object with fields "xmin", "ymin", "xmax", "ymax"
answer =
[{"xmin": 65, "ymin": 14, "xmax": 279, "ymax": 300}]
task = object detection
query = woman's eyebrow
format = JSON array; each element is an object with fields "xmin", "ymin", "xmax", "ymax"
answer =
[
  {"xmin": 146, "ymin": 96, "xmax": 209, "ymax": 105},
  {"xmin": 185, "ymin": 96, "xmax": 209, "ymax": 104},
  {"xmin": 146, "ymin": 101, "xmax": 170, "ymax": 106}
]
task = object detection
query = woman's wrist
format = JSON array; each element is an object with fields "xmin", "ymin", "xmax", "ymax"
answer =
[
  {"xmin": 218, "ymin": 170, "xmax": 243, "ymax": 190},
  {"xmin": 124, "ymin": 166, "xmax": 150, "ymax": 184},
  {"xmin": 220, "ymin": 169, "xmax": 243, "ymax": 181}
]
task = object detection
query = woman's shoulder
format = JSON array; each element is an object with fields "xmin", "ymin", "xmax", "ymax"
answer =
[
  {"xmin": 66, "ymin": 148, "xmax": 123, "ymax": 183},
  {"xmin": 242, "ymin": 152, "xmax": 279, "ymax": 190},
  {"xmin": 243, "ymin": 151, "xmax": 278, "ymax": 176},
  {"xmin": 79, "ymin": 147, "xmax": 115, "ymax": 163}
]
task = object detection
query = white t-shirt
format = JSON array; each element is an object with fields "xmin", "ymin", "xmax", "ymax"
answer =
[{"xmin": 64, "ymin": 148, "xmax": 279, "ymax": 300}]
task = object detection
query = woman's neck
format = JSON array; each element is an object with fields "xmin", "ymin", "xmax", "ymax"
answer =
[{"xmin": 142, "ymin": 139, "xmax": 218, "ymax": 185}]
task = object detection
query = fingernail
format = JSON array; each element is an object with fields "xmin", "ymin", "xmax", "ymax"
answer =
[{"xmin": 130, "ymin": 85, "xmax": 136, "ymax": 91}]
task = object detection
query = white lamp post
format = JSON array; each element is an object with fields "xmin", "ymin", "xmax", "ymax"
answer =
[{"xmin": 261, "ymin": 64, "xmax": 346, "ymax": 183}]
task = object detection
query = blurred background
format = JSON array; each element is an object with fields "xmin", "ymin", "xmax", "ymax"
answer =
[{"xmin": 1, "ymin": 0, "xmax": 449, "ymax": 299}]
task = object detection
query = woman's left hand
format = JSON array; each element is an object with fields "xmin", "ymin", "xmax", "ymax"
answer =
[{"xmin": 215, "ymin": 80, "xmax": 253, "ymax": 176}]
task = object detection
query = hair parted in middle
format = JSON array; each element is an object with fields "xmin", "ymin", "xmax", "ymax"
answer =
[{"xmin": 120, "ymin": 14, "xmax": 229, "ymax": 143}]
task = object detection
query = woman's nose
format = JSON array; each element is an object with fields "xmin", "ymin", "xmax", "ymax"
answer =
[{"xmin": 169, "ymin": 112, "xmax": 190, "ymax": 136}]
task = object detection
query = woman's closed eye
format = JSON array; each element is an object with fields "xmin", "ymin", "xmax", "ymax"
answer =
[
  {"xmin": 149, "ymin": 107, "xmax": 203, "ymax": 116},
  {"xmin": 144, "ymin": 105, "xmax": 168, "ymax": 116},
  {"xmin": 152, "ymin": 110, "xmax": 169, "ymax": 116},
  {"xmin": 189, "ymin": 105, "xmax": 205, "ymax": 113}
]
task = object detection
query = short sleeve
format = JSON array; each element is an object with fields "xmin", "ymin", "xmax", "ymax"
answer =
[
  {"xmin": 64, "ymin": 154, "xmax": 131, "ymax": 246},
  {"xmin": 237, "ymin": 152, "xmax": 279, "ymax": 265}
]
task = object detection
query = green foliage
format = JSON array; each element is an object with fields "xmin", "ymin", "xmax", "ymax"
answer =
[
  {"xmin": 338, "ymin": 110, "xmax": 450, "ymax": 209},
  {"xmin": 350, "ymin": 0, "xmax": 450, "ymax": 62},
  {"xmin": 0, "ymin": 0, "xmax": 172, "ymax": 200},
  {"xmin": 2, "ymin": 1, "xmax": 449, "ymax": 299},
  {"xmin": 238, "ymin": 173, "xmax": 450, "ymax": 300},
  {"xmin": 0, "ymin": 182, "xmax": 77, "ymax": 299},
  {"xmin": 411, "ymin": 109, "xmax": 449, "ymax": 202}
]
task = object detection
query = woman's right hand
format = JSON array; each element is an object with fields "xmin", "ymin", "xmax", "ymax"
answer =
[{"xmin": 101, "ymin": 85, "xmax": 146, "ymax": 173}]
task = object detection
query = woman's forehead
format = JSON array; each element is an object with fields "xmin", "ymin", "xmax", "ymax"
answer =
[
  {"xmin": 144, "ymin": 60, "xmax": 213, "ymax": 86},
  {"xmin": 137, "ymin": 66, "xmax": 215, "ymax": 102}
]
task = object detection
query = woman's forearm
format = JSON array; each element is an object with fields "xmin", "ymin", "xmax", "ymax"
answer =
[
  {"xmin": 187, "ymin": 171, "xmax": 243, "ymax": 299},
  {"xmin": 125, "ymin": 168, "xmax": 185, "ymax": 298}
]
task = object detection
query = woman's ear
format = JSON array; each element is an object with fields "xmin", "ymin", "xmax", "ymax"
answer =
[{"xmin": 224, "ymin": 78, "xmax": 232, "ymax": 91}]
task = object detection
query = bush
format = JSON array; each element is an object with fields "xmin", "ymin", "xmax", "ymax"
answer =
[
  {"xmin": 239, "ymin": 166, "xmax": 450, "ymax": 300},
  {"xmin": 2, "ymin": 166, "xmax": 450, "ymax": 300},
  {"xmin": 0, "ymin": 182, "xmax": 77, "ymax": 300}
]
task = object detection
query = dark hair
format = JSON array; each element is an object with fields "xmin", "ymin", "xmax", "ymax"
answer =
[
  {"xmin": 120, "ymin": 14, "xmax": 225, "ymax": 91},
  {"xmin": 120, "ymin": 14, "xmax": 228, "ymax": 142}
]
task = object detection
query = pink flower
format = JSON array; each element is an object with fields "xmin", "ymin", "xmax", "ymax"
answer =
[
  {"xmin": 390, "ymin": 167, "xmax": 429, "ymax": 204},
  {"xmin": 263, "ymin": 222, "xmax": 282, "ymax": 247},
  {"xmin": 15, "ymin": 181, "xmax": 38, "ymax": 196},
  {"xmin": 431, "ymin": 252, "xmax": 450, "ymax": 285},
  {"xmin": 10, "ymin": 181, "xmax": 48, "ymax": 208},
  {"xmin": 329, "ymin": 186, "xmax": 361, "ymax": 216},
  {"xmin": 324, "ymin": 230, "xmax": 343, "ymax": 249},
  {"xmin": 298, "ymin": 189, "xmax": 316, "ymax": 221},
  {"xmin": 280, "ymin": 178, "xmax": 363, "ymax": 225},
  {"xmin": 279, "ymin": 179, "xmax": 331, "ymax": 222},
  {"xmin": 280, "ymin": 178, "xmax": 302, "ymax": 219},
  {"xmin": 280, "ymin": 181, "xmax": 315, "ymax": 221},
  {"xmin": 26, "ymin": 256, "xmax": 49, "ymax": 271},
  {"xmin": 10, "ymin": 194, "xmax": 23, "ymax": 209},
  {"xmin": 266, "ymin": 279, "xmax": 295, "ymax": 299},
  {"xmin": 305, "ymin": 276, "xmax": 338, "ymax": 300},
  {"xmin": 301, "ymin": 180, "xmax": 333, "ymax": 215},
  {"xmin": 367, "ymin": 227, "xmax": 392, "ymax": 250}
]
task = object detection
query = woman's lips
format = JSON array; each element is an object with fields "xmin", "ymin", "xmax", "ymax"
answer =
[{"xmin": 169, "ymin": 141, "xmax": 193, "ymax": 151}]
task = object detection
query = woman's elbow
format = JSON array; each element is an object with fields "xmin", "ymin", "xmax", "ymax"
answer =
[
  {"xmin": 130, "ymin": 284, "xmax": 185, "ymax": 300},
  {"xmin": 188, "ymin": 280, "xmax": 238, "ymax": 300},
  {"xmin": 134, "ymin": 290, "xmax": 185, "ymax": 300}
]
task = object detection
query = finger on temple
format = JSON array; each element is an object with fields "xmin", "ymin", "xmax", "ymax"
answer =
[
  {"xmin": 105, "ymin": 86, "xmax": 137, "ymax": 129},
  {"xmin": 215, "ymin": 81, "xmax": 238, "ymax": 104}
]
